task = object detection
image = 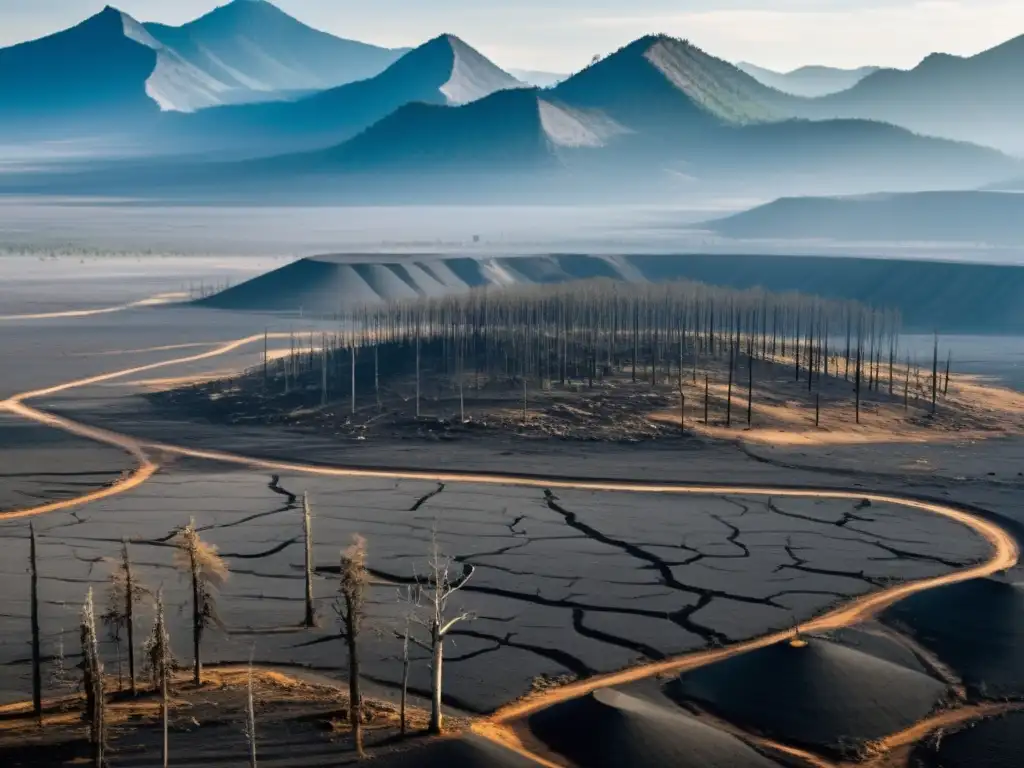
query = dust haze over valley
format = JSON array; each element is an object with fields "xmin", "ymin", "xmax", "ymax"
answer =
[{"xmin": 2, "ymin": 2, "xmax": 1024, "ymax": 768}]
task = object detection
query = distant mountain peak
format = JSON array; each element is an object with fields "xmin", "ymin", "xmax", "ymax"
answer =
[
  {"xmin": 555, "ymin": 33, "xmax": 786, "ymax": 125},
  {"xmin": 394, "ymin": 34, "xmax": 524, "ymax": 105}
]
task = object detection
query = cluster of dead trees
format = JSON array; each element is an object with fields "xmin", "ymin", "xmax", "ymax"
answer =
[
  {"xmin": 256, "ymin": 278, "xmax": 954, "ymax": 426},
  {"xmin": 25, "ymin": 499, "xmax": 473, "ymax": 765}
]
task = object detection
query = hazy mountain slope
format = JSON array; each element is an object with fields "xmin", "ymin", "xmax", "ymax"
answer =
[
  {"xmin": 280, "ymin": 87, "xmax": 555, "ymax": 172},
  {"xmin": 157, "ymin": 34, "xmax": 525, "ymax": 155},
  {"xmin": 0, "ymin": 7, "xmax": 160, "ymax": 136},
  {"xmin": 552, "ymin": 35, "xmax": 793, "ymax": 131},
  {"xmin": 2, "ymin": 27, "xmax": 1013, "ymax": 201},
  {"xmin": 703, "ymin": 191, "xmax": 1024, "ymax": 245},
  {"xmin": 737, "ymin": 62, "xmax": 879, "ymax": 97},
  {"xmin": 987, "ymin": 175, "xmax": 1024, "ymax": 191},
  {"xmin": 511, "ymin": 69, "xmax": 569, "ymax": 87},
  {"xmin": 0, "ymin": 0, "xmax": 410, "ymax": 143},
  {"xmin": 144, "ymin": 0, "xmax": 406, "ymax": 106},
  {"xmin": 803, "ymin": 35, "xmax": 1024, "ymax": 155}
]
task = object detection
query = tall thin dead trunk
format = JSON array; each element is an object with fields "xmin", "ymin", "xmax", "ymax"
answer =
[
  {"xmin": 338, "ymin": 536, "xmax": 368, "ymax": 757},
  {"xmin": 726, "ymin": 344, "xmax": 734, "ymax": 427},
  {"xmin": 747, "ymin": 356, "xmax": 753, "ymax": 426},
  {"xmin": 246, "ymin": 658, "xmax": 257, "ymax": 768},
  {"xmin": 302, "ymin": 494, "xmax": 315, "ymax": 628},
  {"xmin": 123, "ymin": 540, "xmax": 137, "ymax": 696},
  {"xmin": 704, "ymin": 374, "xmax": 709, "ymax": 425},
  {"xmin": 30, "ymin": 521, "xmax": 42, "ymax": 721}
]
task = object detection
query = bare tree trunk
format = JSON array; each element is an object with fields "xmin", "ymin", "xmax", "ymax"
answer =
[
  {"xmin": 246, "ymin": 660, "xmax": 257, "ymax": 768},
  {"xmin": 415, "ymin": 337, "xmax": 421, "ymax": 418},
  {"xmin": 904, "ymin": 356, "xmax": 911, "ymax": 411},
  {"xmin": 321, "ymin": 343, "xmax": 328, "ymax": 408},
  {"xmin": 855, "ymin": 341, "xmax": 862, "ymax": 425},
  {"xmin": 429, "ymin": 630, "xmax": 443, "ymax": 735},
  {"xmin": 123, "ymin": 540, "xmax": 136, "ymax": 696},
  {"xmin": 375, "ymin": 345, "xmax": 381, "ymax": 411},
  {"xmin": 944, "ymin": 351, "xmax": 951, "ymax": 396},
  {"xmin": 400, "ymin": 624, "xmax": 410, "ymax": 737},
  {"xmin": 726, "ymin": 345, "xmax": 734, "ymax": 427},
  {"xmin": 931, "ymin": 333, "xmax": 939, "ymax": 415},
  {"xmin": 302, "ymin": 494, "xmax": 315, "ymax": 628},
  {"xmin": 747, "ymin": 356, "xmax": 753, "ymax": 426},
  {"xmin": 30, "ymin": 521, "xmax": 42, "ymax": 722},
  {"xmin": 350, "ymin": 346, "xmax": 357, "ymax": 416},
  {"xmin": 155, "ymin": 592, "xmax": 169, "ymax": 768},
  {"xmin": 82, "ymin": 589, "xmax": 105, "ymax": 768},
  {"xmin": 191, "ymin": 559, "xmax": 202, "ymax": 686},
  {"xmin": 704, "ymin": 374, "xmax": 709, "ymax": 425},
  {"xmin": 345, "ymin": 603, "xmax": 362, "ymax": 756}
]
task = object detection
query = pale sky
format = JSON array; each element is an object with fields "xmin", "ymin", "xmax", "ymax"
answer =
[{"xmin": 1, "ymin": 0, "xmax": 1022, "ymax": 74}]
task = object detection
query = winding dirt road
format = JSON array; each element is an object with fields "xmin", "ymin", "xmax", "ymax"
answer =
[
  {"xmin": 0, "ymin": 292, "xmax": 188, "ymax": 321},
  {"xmin": 0, "ymin": 332, "xmax": 1019, "ymax": 766}
]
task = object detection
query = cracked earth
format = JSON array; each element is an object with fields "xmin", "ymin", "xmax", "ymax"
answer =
[{"xmin": 0, "ymin": 468, "xmax": 988, "ymax": 712}]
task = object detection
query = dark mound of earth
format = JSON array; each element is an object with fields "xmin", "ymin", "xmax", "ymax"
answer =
[
  {"xmin": 914, "ymin": 710, "xmax": 1024, "ymax": 768},
  {"xmin": 821, "ymin": 626, "xmax": 928, "ymax": 673},
  {"xmin": 528, "ymin": 688, "xmax": 782, "ymax": 768},
  {"xmin": 675, "ymin": 636, "xmax": 947, "ymax": 756},
  {"xmin": 374, "ymin": 734, "xmax": 539, "ymax": 767},
  {"xmin": 883, "ymin": 578, "xmax": 1024, "ymax": 698}
]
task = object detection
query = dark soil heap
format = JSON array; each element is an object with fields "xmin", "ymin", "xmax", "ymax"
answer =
[
  {"xmin": 883, "ymin": 577, "xmax": 1024, "ymax": 699},
  {"xmin": 528, "ymin": 688, "xmax": 782, "ymax": 768},
  {"xmin": 675, "ymin": 636, "xmax": 948, "ymax": 758}
]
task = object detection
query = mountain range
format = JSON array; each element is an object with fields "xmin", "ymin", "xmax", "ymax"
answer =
[
  {"xmin": 0, "ymin": 0, "xmax": 406, "ymax": 139},
  {"xmin": 703, "ymin": 191, "xmax": 1024, "ymax": 247},
  {"xmin": 736, "ymin": 62, "xmax": 879, "ymax": 97},
  {"xmin": 154, "ymin": 33, "xmax": 526, "ymax": 156},
  {"xmin": 797, "ymin": 35, "xmax": 1024, "ymax": 155},
  {"xmin": 2, "ymin": 1, "xmax": 1023, "ymax": 203},
  {"xmin": 198, "ymin": 35, "xmax": 1012, "ymax": 200}
]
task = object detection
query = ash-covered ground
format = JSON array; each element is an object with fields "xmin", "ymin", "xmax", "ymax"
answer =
[{"xmin": 0, "ymin": 466, "xmax": 989, "ymax": 710}]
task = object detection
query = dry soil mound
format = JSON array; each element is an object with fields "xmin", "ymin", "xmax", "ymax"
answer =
[
  {"xmin": 675, "ymin": 636, "xmax": 947, "ymax": 755},
  {"xmin": 528, "ymin": 688, "xmax": 782, "ymax": 768},
  {"xmin": 883, "ymin": 577, "xmax": 1024, "ymax": 698},
  {"xmin": 822, "ymin": 626, "xmax": 929, "ymax": 674}
]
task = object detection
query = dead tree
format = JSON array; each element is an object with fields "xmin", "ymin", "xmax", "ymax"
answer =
[
  {"xmin": 144, "ymin": 590, "xmax": 172, "ymax": 768},
  {"xmin": 302, "ymin": 494, "xmax": 316, "ymax": 628},
  {"xmin": 81, "ymin": 588, "xmax": 106, "ymax": 767},
  {"xmin": 726, "ymin": 344, "xmax": 734, "ymax": 427},
  {"xmin": 102, "ymin": 539, "xmax": 145, "ymax": 695},
  {"xmin": 410, "ymin": 533, "xmax": 475, "ymax": 735},
  {"xmin": 337, "ymin": 535, "xmax": 369, "ymax": 756},
  {"xmin": 29, "ymin": 521, "xmax": 42, "ymax": 721},
  {"xmin": 746, "ymin": 356, "xmax": 753, "ymax": 426},
  {"xmin": 394, "ymin": 585, "xmax": 418, "ymax": 737},
  {"xmin": 704, "ymin": 374, "xmax": 709, "ymax": 425},
  {"xmin": 173, "ymin": 519, "xmax": 228, "ymax": 686},
  {"xmin": 245, "ymin": 655, "xmax": 258, "ymax": 768}
]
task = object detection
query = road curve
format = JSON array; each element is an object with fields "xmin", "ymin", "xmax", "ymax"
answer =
[
  {"xmin": 0, "ymin": 332, "xmax": 1019, "ymax": 765},
  {"xmin": 0, "ymin": 292, "xmax": 188, "ymax": 321}
]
